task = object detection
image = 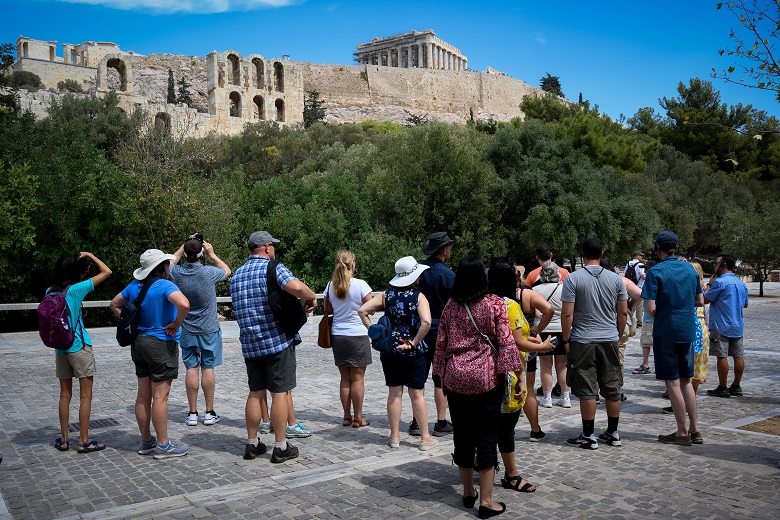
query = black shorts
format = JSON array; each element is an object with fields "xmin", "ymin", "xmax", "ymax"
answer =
[
  {"xmin": 525, "ymin": 354, "xmax": 537, "ymax": 373},
  {"xmin": 423, "ymin": 330, "xmax": 443, "ymax": 387},
  {"xmin": 132, "ymin": 335, "xmax": 179, "ymax": 382},
  {"xmin": 245, "ymin": 344, "xmax": 297, "ymax": 393},
  {"xmin": 537, "ymin": 332, "xmax": 566, "ymax": 356},
  {"xmin": 381, "ymin": 353, "xmax": 427, "ymax": 389}
]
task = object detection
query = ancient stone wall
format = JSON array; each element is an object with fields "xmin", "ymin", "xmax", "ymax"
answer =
[{"xmin": 12, "ymin": 58, "xmax": 96, "ymax": 91}]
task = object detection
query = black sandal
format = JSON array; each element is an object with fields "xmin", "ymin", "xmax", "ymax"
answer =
[{"xmin": 501, "ymin": 474, "xmax": 536, "ymax": 493}]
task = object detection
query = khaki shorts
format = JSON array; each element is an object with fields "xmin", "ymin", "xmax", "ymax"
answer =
[
  {"xmin": 709, "ymin": 330, "xmax": 744, "ymax": 358},
  {"xmin": 55, "ymin": 345, "xmax": 96, "ymax": 379},
  {"xmin": 566, "ymin": 341, "xmax": 622, "ymax": 401},
  {"xmin": 640, "ymin": 321, "xmax": 654, "ymax": 347}
]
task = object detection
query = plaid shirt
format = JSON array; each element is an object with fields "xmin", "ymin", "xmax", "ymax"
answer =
[{"xmin": 230, "ymin": 255, "xmax": 299, "ymax": 358}]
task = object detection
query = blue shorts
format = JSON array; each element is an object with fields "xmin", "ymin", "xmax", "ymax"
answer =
[
  {"xmin": 180, "ymin": 330, "xmax": 223, "ymax": 370},
  {"xmin": 380, "ymin": 353, "xmax": 427, "ymax": 389},
  {"xmin": 653, "ymin": 336, "xmax": 694, "ymax": 381}
]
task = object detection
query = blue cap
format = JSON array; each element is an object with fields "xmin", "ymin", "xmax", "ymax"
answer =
[{"xmin": 654, "ymin": 230, "xmax": 679, "ymax": 248}]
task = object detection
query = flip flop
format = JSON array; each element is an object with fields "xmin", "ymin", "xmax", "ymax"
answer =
[
  {"xmin": 342, "ymin": 417, "xmax": 353, "ymax": 427},
  {"xmin": 54, "ymin": 437, "xmax": 69, "ymax": 452},
  {"xmin": 352, "ymin": 418, "xmax": 370, "ymax": 428},
  {"xmin": 77, "ymin": 440, "xmax": 106, "ymax": 454}
]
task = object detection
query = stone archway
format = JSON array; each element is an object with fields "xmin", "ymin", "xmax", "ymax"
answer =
[
  {"xmin": 106, "ymin": 57, "xmax": 128, "ymax": 92},
  {"xmin": 273, "ymin": 62, "xmax": 284, "ymax": 92},
  {"xmin": 275, "ymin": 98, "xmax": 284, "ymax": 122},
  {"xmin": 154, "ymin": 112, "xmax": 171, "ymax": 135},
  {"xmin": 227, "ymin": 54, "xmax": 240, "ymax": 86},
  {"xmin": 253, "ymin": 95, "xmax": 265, "ymax": 120},
  {"xmin": 229, "ymin": 91, "xmax": 242, "ymax": 117},
  {"xmin": 253, "ymin": 58, "xmax": 265, "ymax": 89}
]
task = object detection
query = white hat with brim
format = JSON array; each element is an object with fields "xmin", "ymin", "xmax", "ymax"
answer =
[
  {"xmin": 389, "ymin": 256, "xmax": 430, "ymax": 287},
  {"xmin": 133, "ymin": 249, "xmax": 177, "ymax": 280}
]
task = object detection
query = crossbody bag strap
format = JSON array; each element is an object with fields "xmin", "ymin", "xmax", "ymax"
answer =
[
  {"xmin": 64, "ymin": 285, "xmax": 87, "ymax": 346},
  {"xmin": 546, "ymin": 283, "xmax": 561, "ymax": 303},
  {"xmin": 463, "ymin": 302, "xmax": 498, "ymax": 355},
  {"xmin": 134, "ymin": 276, "xmax": 159, "ymax": 310},
  {"xmin": 323, "ymin": 282, "xmax": 333, "ymax": 315}
]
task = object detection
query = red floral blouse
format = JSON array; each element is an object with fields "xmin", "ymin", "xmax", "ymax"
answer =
[{"xmin": 433, "ymin": 294, "xmax": 523, "ymax": 395}]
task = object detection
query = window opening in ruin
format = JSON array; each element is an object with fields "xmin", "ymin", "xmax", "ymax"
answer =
[
  {"xmin": 252, "ymin": 58, "xmax": 265, "ymax": 89},
  {"xmin": 49, "ymin": 46, "xmax": 55, "ymax": 61},
  {"xmin": 106, "ymin": 58, "xmax": 128, "ymax": 92},
  {"xmin": 229, "ymin": 91, "xmax": 242, "ymax": 117},
  {"xmin": 154, "ymin": 113, "xmax": 171, "ymax": 135},
  {"xmin": 275, "ymin": 99, "xmax": 285, "ymax": 122},
  {"xmin": 22, "ymin": 42, "xmax": 29, "ymax": 58},
  {"xmin": 253, "ymin": 95, "xmax": 265, "ymax": 120},
  {"xmin": 228, "ymin": 54, "xmax": 240, "ymax": 86},
  {"xmin": 273, "ymin": 62, "xmax": 284, "ymax": 92},
  {"xmin": 411, "ymin": 46, "xmax": 418, "ymax": 68}
]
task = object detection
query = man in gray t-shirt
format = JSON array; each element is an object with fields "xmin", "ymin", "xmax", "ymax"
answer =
[
  {"xmin": 561, "ymin": 237, "xmax": 628, "ymax": 450},
  {"xmin": 170, "ymin": 235, "xmax": 231, "ymax": 427}
]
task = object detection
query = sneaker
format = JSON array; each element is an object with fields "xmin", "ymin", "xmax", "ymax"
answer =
[
  {"xmin": 536, "ymin": 386, "xmax": 543, "ymax": 396},
  {"xmin": 567, "ymin": 433, "xmax": 598, "ymax": 449},
  {"xmin": 621, "ymin": 393, "xmax": 628, "ymax": 402},
  {"xmin": 258, "ymin": 421, "xmax": 273, "ymax": 434},
  {"xmin": 597, "ymin": 430, "xmax": 622, "ymax": 447},
  {"xmin": 270, "ymin": 442, "xmax": 299, "ymax": 463},
  {"xmin": 153, "ymin": 440, "xmax": 189, "ymax": 459},
  {"xmin": 595, "ymin": 394, "xmax": 601, "ymax": 404},
  {"xmin": 662, "ymin": 406, "xmax": 674, "ymax": 414},
  {"xmin": 286, "ymin": 423, "xmax": 312, "ymax": 439},
  {"xmin": 243, "ymin": 439, "xmax": 267, "ymax": 460},
  {"xmin": 203, "ymin": 411, "xmax": 221, "ymax": 426},
  {"xmin": 690, "ymin": 431, "xmax": 704, "ymax": 444},
  {"xmin": 388, "ymin": 437, "xmax": 400, "ymax": 449},
  {"xmin": 658, "ymin": 431, "xmax": 692, "ymax": 446},
  {"xmin": 728, "ymin": 384, "xmax": 743, "ymax": 397},
  {"xmin": 555, "ymin": 397, "xmax": 571, "ymax": 408},
  {"xmin": 138, "ymin": 436, "xmax": 157, "ymax": 455},
  {"xmin": 552, "ymin": 383, "xmax": 562, "ymax": 397},
  {"xmin": 408, "ymin": 418, "xmax": 421, "ymax": 437},
  {"xmin": 419, "ymin": 438, "xmax": 438, "ymax": 451},
  {"xmin": 539, "ymin": 396, "xmax": 553, "ymax": 408},
  {"xmin": 433, "ymin": 420, "xmax": 454, "ymax": 437},
  {"xmin": 706, "ymin": 386, "xmax": 731, "ymax": 398},
  {"xmin": 529, "ymin": 430, "xmax": 546, "ymax": 442},
  {"xmin": 185, "ymin": 411, "xmax": 198, "ymax": 426}
]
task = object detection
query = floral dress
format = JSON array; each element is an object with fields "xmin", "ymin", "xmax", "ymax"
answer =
[
  {"xmin": 384, "ymin": 287, "xmax": 427, "ymax": 357},
  {"xmin": 693, "ymin": 305, "xmax": 709, "ymax": 382}
]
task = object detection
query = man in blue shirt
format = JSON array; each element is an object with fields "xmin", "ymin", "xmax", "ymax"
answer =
[
  {"xmin": 231, "ymin": 231, "xmax": 316, "ymax": 463},
  {"xmin": 414, "ymin": 231, "xmax": 456, "ymax": 437},
  {"xmin": 704, "ymin": 255, "xmax": 749, "ymax": 398},
  {"xmin": 642, "ymin": 231, "xmax": 704, "ymax": 446}
]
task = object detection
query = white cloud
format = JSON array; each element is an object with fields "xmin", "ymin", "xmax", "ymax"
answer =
[
  {"xmin": 57, "ymin": 0, "xmax": 296, "ymax": 14},
  {"xmin": 534, "ymin": 32, "xmax": 547, "ymax": 45}
]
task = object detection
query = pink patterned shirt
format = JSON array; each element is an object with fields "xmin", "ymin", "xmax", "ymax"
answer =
[{"xmin": 433, "ymin": 294, "xmax": 523, "ymax": 395}]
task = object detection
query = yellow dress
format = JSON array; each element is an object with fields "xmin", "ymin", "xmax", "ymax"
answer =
[
  {"xmin": 501, "ymin": 298, "xmax": 529, "ymax": 413},
  {"xmin": 693, "ymin": 306, "xmax": 709, "ymax": 382}
]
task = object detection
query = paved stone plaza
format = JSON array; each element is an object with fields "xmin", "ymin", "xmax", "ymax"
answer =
[{"xmin": 0, "ymin": 283, "xmax": 778, "ymax": 520}]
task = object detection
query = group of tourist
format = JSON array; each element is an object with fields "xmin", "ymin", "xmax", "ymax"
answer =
[{"xmin": 48, "ymin": 228, "xmax": 749, "ymax": 519}]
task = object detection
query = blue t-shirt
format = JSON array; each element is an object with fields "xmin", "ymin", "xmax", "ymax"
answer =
[
  {"xmin": 120, "ymin": 279, "xmax": 182, "ymax": 342},
  {"xmin": 705, "ymin": 273, "xmax": 748, "ymax": 338},
  {"xmin": 49, "ymin": 278, "xmax": 95, "ymax": 355},
  {"xmin": 641, "ymin": 256, "xmax": 702, "ymax": 343}
]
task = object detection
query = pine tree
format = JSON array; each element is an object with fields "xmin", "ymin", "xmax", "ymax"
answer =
[
  {"xmin": 176, "ymin": 75, "xmax": 193, "ymax": 107},
  {"xmin": 167, "ymin": 69, "xmax": 175, "ymax": 104},
  {"xmin": 303, "ymin": 90, "xmax": 327, "ymax": 128},
  {"xmin": 539, "ymin": 73, "xmax": 564, "ymax": 98}
]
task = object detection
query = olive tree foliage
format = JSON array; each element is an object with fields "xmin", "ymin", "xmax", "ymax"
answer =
[
  {"xmin": 0, "ymin": 161, "xmax": 39, "ymax": 301},
  {"xmin": 0, "ymin": 42, "xmax": 18, "ymax": 112},
  {"xmin": 723, "ymin": 201, "xmax": 780, "ymax": 296},
  {"xmin": 713, "ymin": 1, "xmax": 780, "ymax": 102}
]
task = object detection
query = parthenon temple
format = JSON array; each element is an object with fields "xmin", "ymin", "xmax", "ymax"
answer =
[{"xmin": 354, "ymin": 29, "xmax": 468, "ymax": 71}]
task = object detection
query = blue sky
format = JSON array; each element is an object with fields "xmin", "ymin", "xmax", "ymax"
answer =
[{"xmin": 3, "ymin": 0, "xmax": 779, "ymax": 120}]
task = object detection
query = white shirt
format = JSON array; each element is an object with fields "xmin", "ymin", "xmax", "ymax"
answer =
[{"xmin": 327, "ymin": 278, "xmax": 372, "ymax": 336}]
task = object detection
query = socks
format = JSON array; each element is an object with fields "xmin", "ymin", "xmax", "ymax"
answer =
[
  {"xmin": 563, "ymin": 391, "xmax": 570, "ymax": 399},
  {"xmin": 158, "ymin": 441, "xmax": 169, "ymax": 449},
  {"xmin": 583, "ymin": 419, "xmax": 595, "ymax": 437},
  {"xmin": 607, "ymin": 416, "xmax": 620, "ymax": 434},
  {"xmin": 544, "ymin": 391, "xmax": 552, "ymax": 400},
  {"xmin": 275, "ymin": 440, "xmax": 288, "ymax": 451},
  {"xmin": 249, "ymin": 437, "xmax": 259, "ymax": 447}
]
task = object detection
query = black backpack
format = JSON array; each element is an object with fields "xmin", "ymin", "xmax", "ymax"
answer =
[
  {"xmin": 625, "ymin": 261, "xmax": 639, "ymax": 284},
  {"xmin": 266, "ymin": 260, "xmax": 307, "ymax": 337},
  {"xmin": 116, "ymin": 277, "xmax": 159, "ymax": 347}
]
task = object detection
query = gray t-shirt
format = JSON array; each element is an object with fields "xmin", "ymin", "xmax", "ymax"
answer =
[
  {"xmin": 169, "ymin": 262, "xmax": 227, "ymax": 335},
  {"xmin": 561, "ymin": 265, "xmax": 628, "ymax": 343}
]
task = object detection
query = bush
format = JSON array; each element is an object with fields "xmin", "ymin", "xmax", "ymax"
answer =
[
  {"xmin": 9, "ymin": 70, "xmax": 42, "ymax": 90},
  {"xmin": 57, "ymin": 79, "xmax": 83, "ymax": 93}
]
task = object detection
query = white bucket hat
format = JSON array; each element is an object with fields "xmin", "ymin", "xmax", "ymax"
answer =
[
  {"xmin": 389, "ymin": 256, "xmax": 429, "ymax": 287},
  {"xmin": 133, "ymin": 249, "xmax": 176, "ymax": 280}
]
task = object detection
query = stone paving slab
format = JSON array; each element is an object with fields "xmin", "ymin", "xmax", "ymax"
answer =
[{"xmin": 0, "ymin": 283, "xmax": 778, "ymax": 519}]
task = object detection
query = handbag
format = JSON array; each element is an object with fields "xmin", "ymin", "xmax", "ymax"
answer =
[
  {"xmin": 266, "ymin": 260, "xmax": 307, "ymax": 336},
  {"xmin": 318, "ymin": 284, "xmax": 333, "ymax": 348},
  {"xmin": 116, "ymin": 276, "xmax": 159, "ymax": 347}
]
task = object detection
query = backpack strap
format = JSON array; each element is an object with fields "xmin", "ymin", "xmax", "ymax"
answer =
[
  {"xmin": 266, "ymin": 260, "xmax": 280, "ymax": 293},
  {"xmin": 134, "ymin": 276, "xmax": 160, "ymax": 311}
]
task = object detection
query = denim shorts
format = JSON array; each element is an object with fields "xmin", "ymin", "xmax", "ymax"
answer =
[{"xmin": 653, "ymin": 336, "xmax": 694, "ymax": 381}]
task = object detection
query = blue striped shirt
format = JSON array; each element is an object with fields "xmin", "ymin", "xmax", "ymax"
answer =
[{"xmin": 230, "ymin": 255, "xmax": 299, "ymax": 358}]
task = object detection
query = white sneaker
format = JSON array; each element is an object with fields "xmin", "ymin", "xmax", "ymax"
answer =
[
  {"xmin": 185, "ymin": 412, "xmax": 198, "ymax": 426},
  {"xmin": 203, "ymin": 411, "xmax": 221, "ymax": 425},
  {"xmin": 556, "ymin": 397, "xmax": 572, "ymax": 408},
  {"xmin": 539, "ymin": 396, "xmax": 553, "ymax": 408}
]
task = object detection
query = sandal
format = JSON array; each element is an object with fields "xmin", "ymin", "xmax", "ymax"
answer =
[
  {"xmin": 77, "ymin": 440, "xmax": 106, "ymax": 454},
  {"xmin": 54, "ymin": 437, "xmax": 69, "ymax": 452},
  {"xmin": 501, "ymin": 474, "xmax": 536, "ymax": 493},
  {"xmin": 632, "ymin": 365, "xmax": 651, "ymax": 375},
  {"xmin": 342, "ymin": 416, "xmax": 353, "ymax": 427},
  {"xmin": 352, "ymin": 418, "xmax": 370, "ymax": 428}
]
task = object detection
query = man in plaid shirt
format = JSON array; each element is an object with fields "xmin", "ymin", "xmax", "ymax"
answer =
[{"xmin": 230, "ymin": 231, "xmax": 316, "ymax": 463}]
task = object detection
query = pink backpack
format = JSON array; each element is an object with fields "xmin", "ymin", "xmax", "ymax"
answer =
[{"xmin": 38, "ymin": 287, "xmax": 77, "ymax": 350}]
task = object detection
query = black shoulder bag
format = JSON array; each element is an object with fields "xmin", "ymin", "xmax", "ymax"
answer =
[
  {"xmin": 266, "ymin": 260, "xmax": 307, "ymax": 337},
  {"xmin": 116, "ymin": 276, "xmax": 159, "ymax": 347}
]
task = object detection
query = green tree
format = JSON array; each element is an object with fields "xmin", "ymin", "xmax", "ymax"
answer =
[
  {"xmin": 723, "ymin": 201, "xmax": 780, "ymax": 296},
  {"xmin": 57, "ymin": 79, "xmax": 83, "ymax": 93},
  {"xmin": 167, "ymin": 69, "xmax": 176, "ymax": 104},
  {"xmin": 9, "ymin": 70, "xmax": 42, "ymax": 90},
  {"xmin": 176, "ymin": 75, "xmax": 193, "ymax": 107},
  {"xmin": 539, "ymin": 73, "xmax": 564, "ymax": 98},
  {"xmin": 0, "ymin": 42, "xmax": 18, "ymax": 113},
  {"xmin": 303, "ymin": 90, "xmax": 327, "ymax": 128},
  {"xmin": 713, "ymin": 1, "xmax": 780, "ymax": 102}
]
